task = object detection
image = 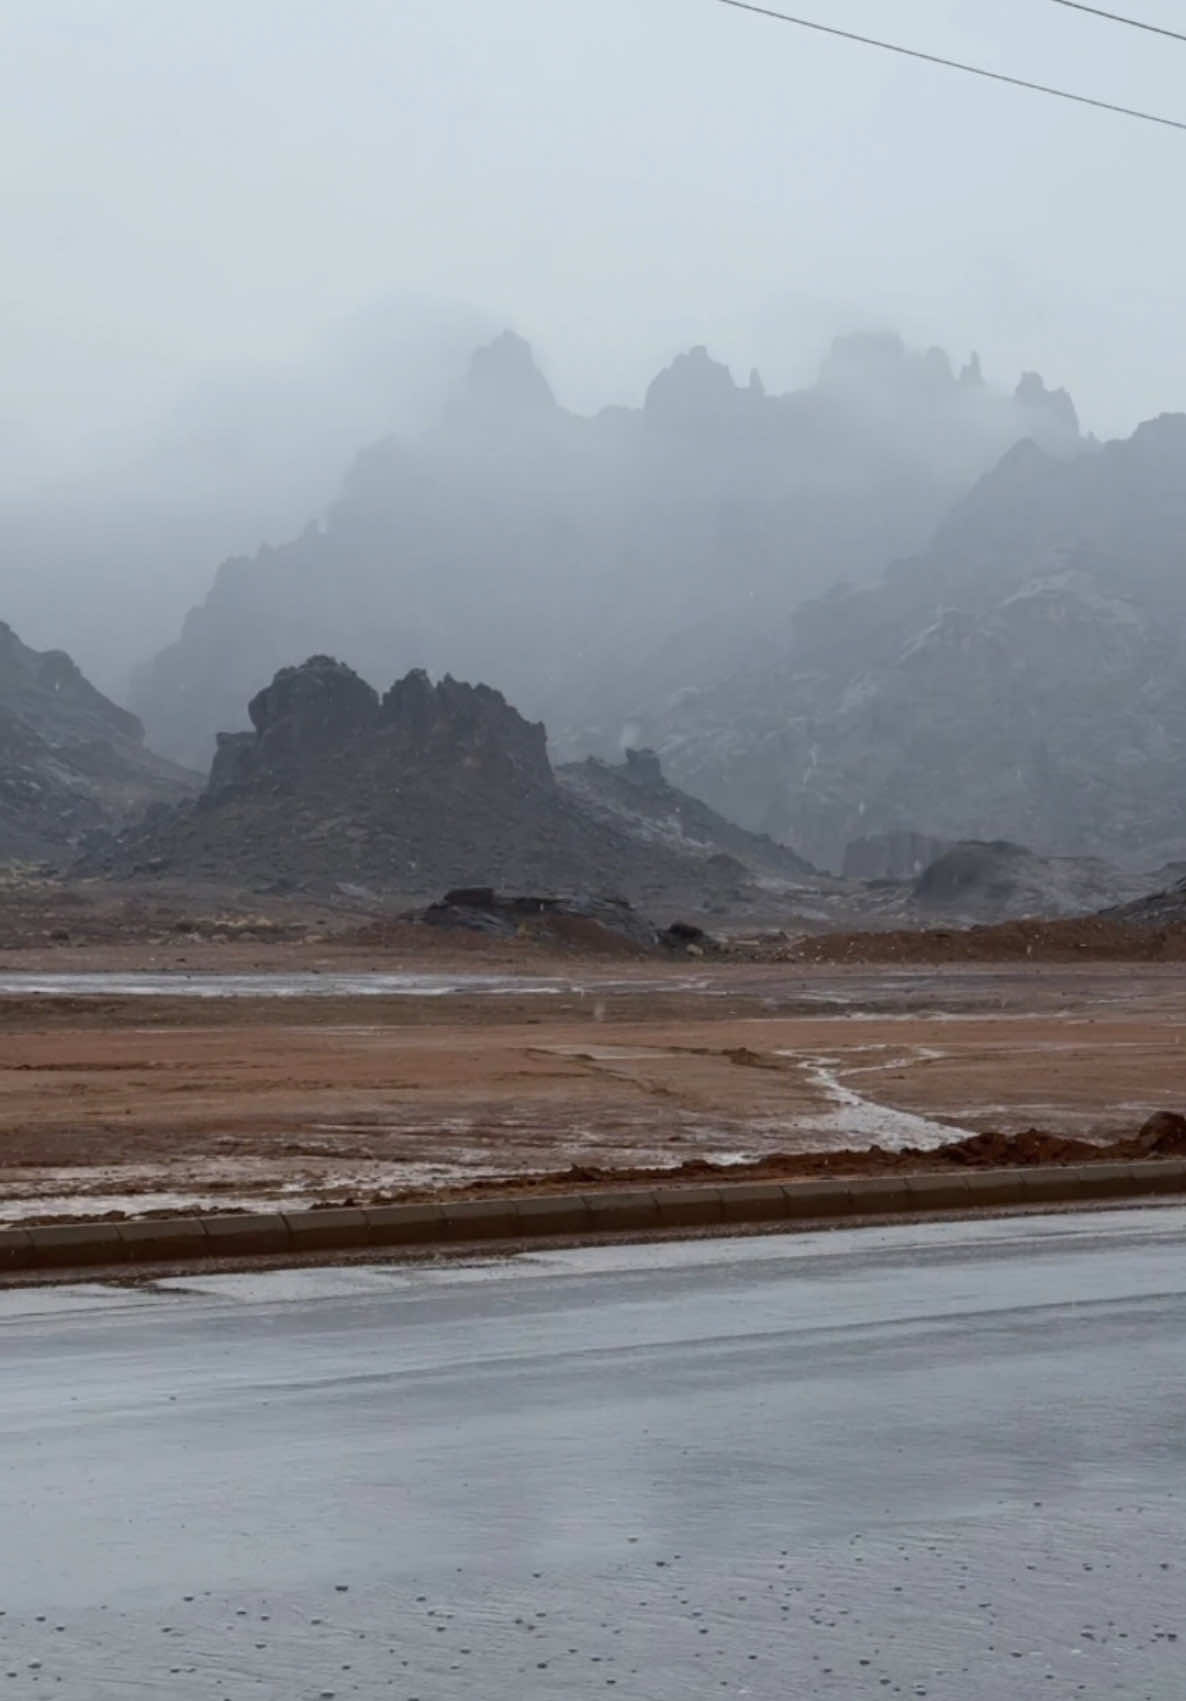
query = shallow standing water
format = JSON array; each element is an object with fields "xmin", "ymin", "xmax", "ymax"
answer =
[{"xmin": 0, "ymin": 970, "xmax": 589, "ymax": 998}]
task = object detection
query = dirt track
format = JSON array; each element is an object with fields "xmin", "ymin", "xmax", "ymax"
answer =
[{"xmin": 3, "ymin": 957, "xmax": 1185, "ymax": 1225}]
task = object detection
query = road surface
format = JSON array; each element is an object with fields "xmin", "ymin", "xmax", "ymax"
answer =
[{"xmin": 2, "ymin": 1211, "xmax": 1184, "ymax": 1697}]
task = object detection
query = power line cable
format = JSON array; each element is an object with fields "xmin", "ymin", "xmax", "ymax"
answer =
[
  {"xmin": 1050, "ymin": 1, "xmax": 1186, "ymax": 44},
  {"xmin": 713, "ymin": 0, "xmax": 1186, "ymax": 130}
]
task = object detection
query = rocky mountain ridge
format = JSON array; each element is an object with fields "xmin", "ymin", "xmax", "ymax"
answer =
[
  {"xmin": 643, "ymin": 414, "xmax": 1186, "ymax": 868},
  {"xmin": 132, "ymin": 328, "xmax": 1081, "ymax": 769}
]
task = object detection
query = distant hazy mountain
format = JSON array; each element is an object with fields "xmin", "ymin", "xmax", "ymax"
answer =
[
  {"xmin": 643, "ymin": 415, "xmax": 1186, "ymax": 869},
  {"xmin": 0, "ymin": 294, "xmax": 492, "ymax": 696},
  {"xmin": 133, "ymin": 328, "xmax": 1078, "ymax": 768}
]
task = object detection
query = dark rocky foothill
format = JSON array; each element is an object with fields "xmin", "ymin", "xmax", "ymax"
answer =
[
  {"xmin": 1107, "ymin": 872, "xmax": 1186, "ymax": 927},
  {"xmin": 63, "ymin": 649, "xmax": 1172, "ymax": 927},
  {"xmin": 911, "ymin": 840, "xmax": 1153, "ymax": 920},
  {"xmin": 89, "ymin": 657, "xmax": 777, "ymax": 906},
  {"xmin": 0, "ymin": 621, "xmax": 197, "ymax": 862}
]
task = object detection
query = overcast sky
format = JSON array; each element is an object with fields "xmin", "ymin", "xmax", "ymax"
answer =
[{"xmin": 3, "ymin": 0, "xmax": 1186, "ymax": 486}]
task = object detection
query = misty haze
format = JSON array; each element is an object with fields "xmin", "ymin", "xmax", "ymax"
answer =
[{"xmin": 4, "ymin": 6, "xmax": 1186, "ymax": 1699}]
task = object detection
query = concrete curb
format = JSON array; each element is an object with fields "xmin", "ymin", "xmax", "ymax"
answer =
[{"xmin": 3, "ymin": 1159, "xmax": 1186, "ymax": 1275}]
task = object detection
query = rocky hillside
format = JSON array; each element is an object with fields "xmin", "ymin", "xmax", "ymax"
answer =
[
  {"xmin": 94, "ymin": 656, "xmax": 791, "ymax": 906},
  {"xmin": 132, "ymin": 329, "xmax": 1079, "ymax": 768},
  {"xmin": 644, "ymin": 414, "xmax": 1186, "ymax": 869},
  {"xmin": 1106, "ymin": 871, "xmax": 1186, "ymax": 927},
  {"xmin": 557, "ymin": 747, "xmax": 813, "ymax": 880},
  {"xmin": 98, "ymin": 652, "xmax": 1165, "ymax": 928},
  {"xmin": 0, "ymin": 622, "xmax": 197, "ymax": 862},
  {"xmin": 913, "ymin": 840, "xmax": 1156, "ymax": 922}
]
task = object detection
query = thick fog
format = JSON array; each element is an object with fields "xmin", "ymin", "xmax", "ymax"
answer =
[{"xmin": 2, "ymin": 0, "xmax": 1185, "ymax": 694}]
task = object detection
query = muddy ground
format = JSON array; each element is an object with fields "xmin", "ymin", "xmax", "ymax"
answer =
[
  {"xmin": 3, "ymin": 967, "xmax": 1186, "ymax": 1223},
  {"xmin": 1, "ymin": 875, "xmax": 1184, "ymax": 1225}
]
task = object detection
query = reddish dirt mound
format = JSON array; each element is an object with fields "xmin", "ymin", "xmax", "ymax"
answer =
[
  {"xmin": 784, "ymin": 917, "xmax": 1186, "ymax": 964},
  {"xmin": 343, "ymin": 1112, "xmax": 1186, "ymax": 1206},
  {"xmin": 939, "ymin": 1114, "xmax": 1186, "ymax": 1165}
]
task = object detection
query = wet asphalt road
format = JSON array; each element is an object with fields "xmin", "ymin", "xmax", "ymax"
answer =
[{"xmin": 2, "ymin": 1211, "xmax": 1185, "ymax": 1699}]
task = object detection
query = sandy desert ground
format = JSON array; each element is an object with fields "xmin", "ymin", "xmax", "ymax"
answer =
[{"xmin": 2, "ymin": 929, "xmax": 1184, "ymax": 1224}]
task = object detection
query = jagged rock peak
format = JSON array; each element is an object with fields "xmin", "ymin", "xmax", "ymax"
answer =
[
  {"xmin": 461, "ymin": 329, "xmax": 556, "ymax": 415},
  {"xmin": 817, "ymin": 331, "xmax": 910, "ymax": 390},
  {"xmin": 381, "ymin": 668, "xmax": 551, "ymax": 783},
  {"xmin": 1014, "ymin": 371, "xmax": 1079, "ymax": 439},
  {"xmin": 622, "ymin": 746, "xmax": 665, "ymax": 787},
  {"xmin": 1127, "ymin": 411, "xmax": 1186, "ymax": 455},
  {"xmin": 959, "ymin": 352, "xmax": 984, "ymax": 388},
  {"xmin": 207, "ymin": 655, "xmax": 382, "ymax": 799},
  {"xmin": 644, "ymin": 345, "xmax": 740, "ymax": 419},
  {"xmin": 920, "ymin": 346, "xmax": 955, "ymax": 386},
  {"xmin": 212, "ymin": 657, "xmax": 554, "ymax": 796},
  {"xmin": 818, "ymin": 332, "xmax": 983, "ymax": 401},
  {"xmin": 247, "ymin": 655, "xmax": 380, "ymax": 740}
]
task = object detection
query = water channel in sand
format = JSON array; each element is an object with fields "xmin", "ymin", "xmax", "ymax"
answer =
[{"xmin": 3, "ymin": 964, "xmax": 1183, "ymax": 1224}]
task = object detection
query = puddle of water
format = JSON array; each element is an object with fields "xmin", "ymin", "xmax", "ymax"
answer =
[
  {"xmin": 0, "ymin": 972, "xmax": 575, "ymax": 998},
  {"xmin": 0, "ymin": 971, "xmax": 725, "ymax": 1000}
]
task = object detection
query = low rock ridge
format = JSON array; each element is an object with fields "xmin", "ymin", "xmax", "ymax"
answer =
[{"xmin": 411, "ymin": 887, "xmax": 716, "ymax": 955}]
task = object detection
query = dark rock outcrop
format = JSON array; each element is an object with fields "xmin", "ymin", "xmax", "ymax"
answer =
[
  {"xmin": 94, "ymin": 658, "xmax": 774, "ymax": 905},
  {"xmin": 1135, "ymin": 1110, "xmax": 1186, "ymax": 1153},
  {"xmin": 380, "ymin": 668, "xmax": 551, "ymax": 785},
  {"xmin": 913, "ymin": 840, "xmax": 1154, "ymax": 921},
  {"xmin": 420, "ymin": 889, "xmax": 661, "ymax": 952},
  {"xmin": 915, "ymin": 841, "xmax": 1033, "ymax": 908}
]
